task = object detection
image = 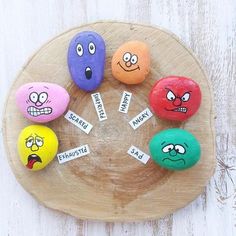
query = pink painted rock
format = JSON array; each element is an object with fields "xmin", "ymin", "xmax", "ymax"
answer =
[{"xmin": 16, "ymin": 82, "xmax": 70, "ymax": 123}]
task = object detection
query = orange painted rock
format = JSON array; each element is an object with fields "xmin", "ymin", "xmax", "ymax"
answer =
[{"xmin": 111, "ymin": 41, "xmax": 150, "ymax": 84}]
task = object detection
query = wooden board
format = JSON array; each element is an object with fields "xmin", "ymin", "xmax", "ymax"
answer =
[{"xmin": 2, "ymin": 22, "xmax": 215, "ymax": 221}]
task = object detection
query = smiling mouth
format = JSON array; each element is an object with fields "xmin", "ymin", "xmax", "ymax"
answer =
[
  {"xmin": 117, "ymin": 62, "xmax": 140, "ymax": 72},
  {"xmin": 27, "ymin": 106, "xmax": 52, "ymax": 116},
  {"xmin": 26, "ymin": 154, "xmax": 42, "ymax": 169},
  {"xmin": 162, "ymin": 158, "xmax": 186, "ymax": 165},
  {"xmin": 165, "ymin": 107, "xmax": 188, "ymax": 113},
  {"xmin": 85, "ymin": 66, "xmax": 92, "ymax": 79}
]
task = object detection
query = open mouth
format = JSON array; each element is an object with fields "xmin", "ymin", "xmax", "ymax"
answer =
[
  {"xmin": 162, "ymin": 157, "xmax": 186, "ymax": 165},
  {"xmin": 26, "ymin": 154, "xmax": 42, "ymax": 169},
  {"xmin": 85, "ymin": 66, "xmax": 92, "ymax": 79},
  {"xmin": 165, "ymin": 107, "xmax": 188, "ymax": 113},
  {"xmin": 117, "ymin": 62, "xmax": 140, "ymax": 72},
  {"xmin": 27, "ymin": 106, "xmax": 52, "ymax": 116}
]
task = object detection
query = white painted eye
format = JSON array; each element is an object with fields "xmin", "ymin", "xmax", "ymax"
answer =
[
  {"xmin": 38, "ymin": 92, "xmax": 48, "ymax": 103},
  {"xmin": 130, "ymin": 55, "xmax": 138, "ymax": 64},
  {"xmin": 88, "ymin": 42, "xmax": 96, "ymax": 55},
  {"xmin": 123, "ymin": 52, "xmax": 131, "ymax": 62},
  {"xmin": 26, "ymin": 138, "xmax": 34, "ymax": 148},
  {"xmin": 29, "ymin": 92, "xmax": 38, "ymax": 103},
  {"xmin": 181, "ymin": 92, "xmax": 190, "ymax": 102},
  {"xmin": 76, "ymin": 43, "xmax": 83, "ymax": 56},
  {"xmin": 174, "ymin": 145, "xmax": 186, "ymax": 154},
  {"xmin": 162, "ymin": 144, "xmax": 174, "ymax": 153},
  {"xmin": 35, "ymin": 137, "xmax": 44, "ymax": 147},
  {"xmin": 166, "ymin": 90, "xmax": 176, "ymax": 101}
]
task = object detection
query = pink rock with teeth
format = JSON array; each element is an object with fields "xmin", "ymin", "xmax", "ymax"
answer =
[{"xmin": 16, "ymin": 82, "xmax": 70, "ymax": 123}]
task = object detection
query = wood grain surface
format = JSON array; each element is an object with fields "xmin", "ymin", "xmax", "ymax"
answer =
[
  {"xmin": 0, "ymin": 0, "xmax": 235, "ymax": 235},
  {"xmin": 2, "ymin": 22, "xmax": 215, "ymax": 221}
]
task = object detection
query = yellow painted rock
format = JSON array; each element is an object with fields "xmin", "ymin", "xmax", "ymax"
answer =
[{"xmin": 17, "ymin": 125, "xmax": 58, "ymax": 171}]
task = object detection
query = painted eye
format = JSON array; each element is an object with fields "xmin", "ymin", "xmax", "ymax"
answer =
[
  {"xmin": 76, "ymin": 43, "xmax": 83, "ymax": 56},
  {"xmin": 35, "ymin": 138, "xmax": 44, "ymax": 147},
  {"xmin": 26, "ymin": 138, "xmax": 34, "ymax": 148},
  {"xmin": 88, "ymin": 42, "xmax": 96, "ymax": 55},
  {"xmin": 174, "ymin": 145, "xmax": 186, "ymax": 154},
  {"xmin": 181, "ymin": 92, "xmax": 190, "ymax": 102},
  {"xmin": 29, "ymin": 92, "xmax": 38, "ymax": 103},
  {"xmin": 166, "ymin": 90, "xmax": 176, "ymax": 101},
  {"xmin": 162, "ymin": 144, "xmax": 174, "ymax": 153},
  {"xmin": 130, "ymin": 55, "xmax": 138, "ymax": 65},
  {"xmin": 38, "ymin": 92, "xmax": 48, "ymax": 103},
  {"xmin": 123, "ymin": 52, "xmax": 131, "ymax": 62}
]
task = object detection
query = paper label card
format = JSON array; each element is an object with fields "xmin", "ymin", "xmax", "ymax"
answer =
[
  {"xmin": 91, "ymin": 92, "xmax": 107, "ymax": 121},
  {"xmin": 64, "ymin": 110, "xmax": 93, "ymax": 134},
  {"xmin": 127, "ymin": 145, "xmax": 150, "ymax": 164},
  {"xmin": 129, "ymin": 108, "xmax": 153, "ymax": 130},
  {"xmin": 57, "ymin": 144, "xmax": 90, "ymax": 164},
  {"xmin": 118, "ymin": 91, "xmax": 132, "ymax": 113}
]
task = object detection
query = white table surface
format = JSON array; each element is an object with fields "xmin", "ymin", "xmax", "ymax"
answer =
[{"xmin": 0, "ymin": 0, "xmax": 235, "ymax": 235}]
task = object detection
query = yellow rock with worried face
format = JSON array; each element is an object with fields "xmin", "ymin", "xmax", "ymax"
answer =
[{"xmin": 17, "ymin": 125, "xmax": 58, "ymax": 171}]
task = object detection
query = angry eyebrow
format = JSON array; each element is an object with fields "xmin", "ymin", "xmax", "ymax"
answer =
[
  {"xmin": 44, "ymin": 86, "xmax": 49, "ymax": 89},
  {"xmin": 184, "ymin": 143, "xmax": 189, "ymax": 148},
  {"xmin": 161, "ymin": 141, "xmax": 166, "ymax": 145},
  {"xmin": 28, "ymin": 86, "xmax": 34, "ymax": 90}
]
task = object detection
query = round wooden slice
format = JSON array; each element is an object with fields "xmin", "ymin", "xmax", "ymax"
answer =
[{"xmin": 2, "ymin": 22, "xmax": 215, "ymax": 221}]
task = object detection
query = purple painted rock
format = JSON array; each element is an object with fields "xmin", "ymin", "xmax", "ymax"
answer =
[
  {"xmin": 67, "ymin": 31, "xmax": 106, "ymax": 92},
  {"xmin": 16, "ymin": 82, "xmax": 70, "ymax": 123}
]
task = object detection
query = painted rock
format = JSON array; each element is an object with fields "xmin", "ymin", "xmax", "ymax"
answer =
[
  {"xmin": 17, "ymin": 125, "xmax": 58, "ymax": 171},
  {"xmin": 111, "ymin": 41, "xmax": 150, "ymax": 84},
  {"xmin": 67, "ymin": 31, "xmax": 106, "ymax": 92},
  {"xmin": 16, "ymin": 82, "xmax": 70, "ymax": 123},
  {"xmin": 149, "ymin": 76, "xmax": 202, "ymax": 121},
  {"xmin": 149, "ymin": 128, "xmax": 201, "ymax": 170}
]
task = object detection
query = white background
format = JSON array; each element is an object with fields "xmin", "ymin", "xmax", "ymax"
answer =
[{"xmin": 0, "ymin": 0, "xmax": 236, "ymax": 235}]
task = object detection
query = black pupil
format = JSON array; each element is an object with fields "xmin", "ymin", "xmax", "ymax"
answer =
[
  {"xmin": 78, "ymin": 47, "xmax": 81, "ymax": 51},
  {"xmin": 90, "ymin": 45, "xmax": 94, "ymax": 50},
  {"xmin": 176, "ymin": 148, "xmax": 179, "ymax": 152},
  {"xmin": 168, "ymin": 148, "xmax": 171, "ymax": 151}
]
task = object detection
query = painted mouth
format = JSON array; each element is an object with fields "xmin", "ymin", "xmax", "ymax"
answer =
[
  {"xmin": 85, "ymin": 66, "xmax": 92, "ymax": 79},
  {"xmin": 165, "ymin": 107, "xmax": 188, "ymax": 113},
  {"xmin": 27, "ymin": 106, "xmax": 52, "ymax": 116},
  {"xmin": 26, "ymin": 154, "xmax": 42, "ymax": 169},
  {"xmin": 117, "ymin": 62, "xmax": 140, "ymax": 72},
  {"xmin": 162, "ymin": 157, "xmax": 186, "ymax": 165}
]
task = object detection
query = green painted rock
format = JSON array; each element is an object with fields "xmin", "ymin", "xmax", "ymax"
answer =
[{"xmin": 149, "ymin": 128, "xmax": 201, "ymax": 170}]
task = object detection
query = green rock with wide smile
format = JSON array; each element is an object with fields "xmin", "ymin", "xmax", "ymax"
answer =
[{"xmin": 149, "ymin": 128, "xmax": 201, "ymax": 170}]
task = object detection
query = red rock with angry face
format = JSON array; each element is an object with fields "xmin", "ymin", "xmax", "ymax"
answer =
[{"xmin": 149, "ymin": 76, "xmax": 202, "ymax": 121}]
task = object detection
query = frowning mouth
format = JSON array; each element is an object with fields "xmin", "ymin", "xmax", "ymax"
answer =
[
  {"xmin": 27, "ymin": 106, "xmax": 52, "ymax": 116},
  {"xmin": 117, "ymin": 62, "xmax": 140, "ymax": 72},
  {"xmin": 26, "ymin": 154, "xmax": 42, "ymax": 169},
  {"xmin": 162, "ymin": 157, "xmax": 186, "ymax": 165},
  {"xmin": 165, "ymin": 107, "xmax": 188, "ymax": 113}
]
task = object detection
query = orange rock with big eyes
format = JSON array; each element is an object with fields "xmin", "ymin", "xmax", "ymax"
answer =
[{"xmin": 111, "ymin": 41, "xmax": 150, "ymax": 84}]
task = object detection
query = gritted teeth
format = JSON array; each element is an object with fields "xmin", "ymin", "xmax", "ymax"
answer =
[
  {"xmin": 27, "ymin": 106, "xmax": 52, "ymax": 117},
  {"xmin": 173, "ymin": 107, "xmax": 188, "ymax": 113}
]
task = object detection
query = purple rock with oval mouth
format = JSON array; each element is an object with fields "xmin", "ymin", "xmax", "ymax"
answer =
[{"xmin": 67, "ymin": 31, "xmax": 106, "ymax": 92}]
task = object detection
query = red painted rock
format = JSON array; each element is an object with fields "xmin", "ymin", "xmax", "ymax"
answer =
[{"xmin": 149, "ymin": 76, "xmax": 202, "ymax": 121}]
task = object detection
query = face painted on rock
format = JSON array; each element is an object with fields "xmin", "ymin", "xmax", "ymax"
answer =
[
  {"xmin": 16, "ymin": 82, "xmax": 70, "ymax": 123},
  {"xmin": 112, "ymin": 41, "xmax": 150, "ymax": 84},
  {"xmin": 149, "ymin": 76, "xmax": 202, "ymax": 121},
  {"xmin": 17, "ymin": 125, "xmax": 58, "ymax": 171},
  {"xmin": 67, "ymin": 31, "xmax": 106, "ymax": 92},
  {"xmin": 149, "ymin": 128, "xmax": 201, "ymax": 170}
]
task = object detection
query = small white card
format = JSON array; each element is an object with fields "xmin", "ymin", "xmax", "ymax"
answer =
[
  {"xmin": 118, "ymin": 91, "xmax": 132, "ymax": 113},
  {"xmin": 64, "ymin": 110, "xmax": 93, "ymax": 134},
  {"xmin": 91, "ymin": 92, "xmax": 107, "ymax": 121},
  {"xmin": 57, "ymin": 145, "xmax": 90, "ymax": 164},
  {"xmin": 129, "ymin": 108, "xmax": 153, "ymax": 130},
  {"xmin": 127, "ymin": 145, "xmax": 150, "ymax": 164}
]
